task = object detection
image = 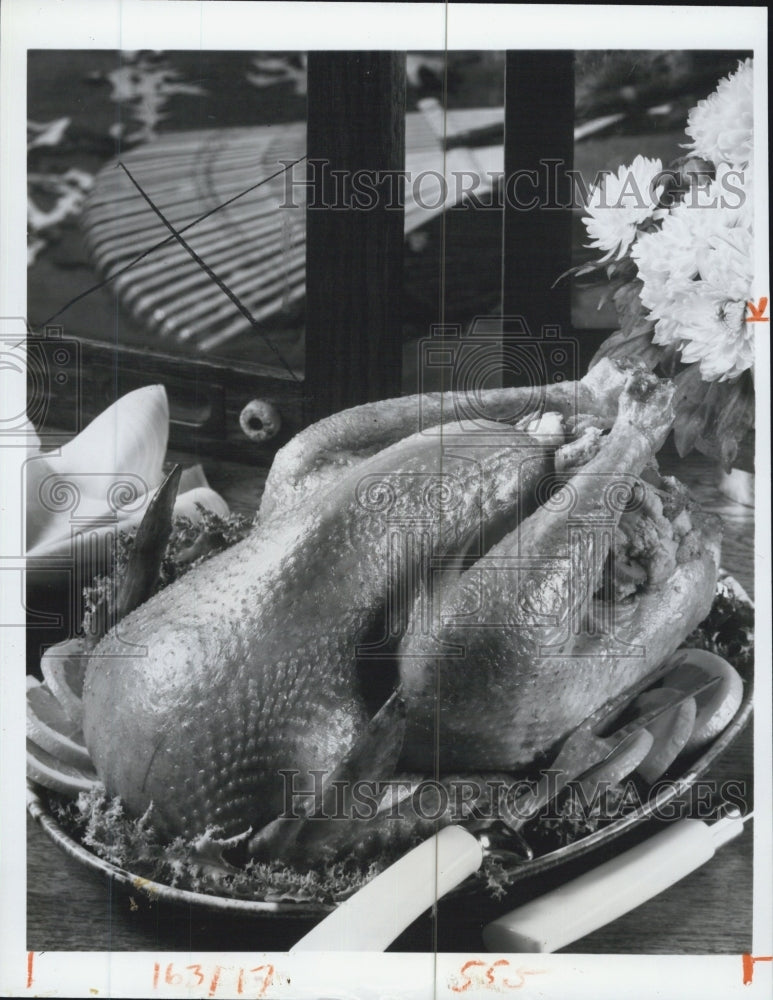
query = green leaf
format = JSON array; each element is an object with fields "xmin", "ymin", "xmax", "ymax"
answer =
[
  {"xmin": 589, "ymin": 326, "xmax": 665, "ymax": 370},
  {"xmin": 551, "ymin": 260, "xmax": 608, "ymax": 287},
  {"xmin": 702, "ymin": 373, "xmax": 755, "ymax": 471},
  {"xmin": 672, "ymin": 365, "xmax": 708, "ymax": 456},
  {"xmin": 671, "ymin": 366, "xmax": 755, "ymax": 468},
  {"xmin": 611, "ymin": 279, "xmax": 650, "ymax": 334}
]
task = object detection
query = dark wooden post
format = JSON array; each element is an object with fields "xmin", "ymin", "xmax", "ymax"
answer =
[
  {"xmin": 305, "ymin": 52, "xmax": 406, "ymax": 421},
  {"xmin": 501, "ymin": 51, "xmax": 575, "ymax": 383}
]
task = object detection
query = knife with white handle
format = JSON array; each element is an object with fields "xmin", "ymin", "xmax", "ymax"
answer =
[
  {"xmin": 482, "ymin": 807, "xmax": 750, "ymax": 953},
  {"xmin": 290, "ymin": 680, "xmax": 720, "ymax": 952},
  {"xmin": 291, "ymin": 824, "xmax": 484, "ymax": 952},
  {"xmin": 290, "ymin": 726, "xmax": 653, "ymax": 952}
]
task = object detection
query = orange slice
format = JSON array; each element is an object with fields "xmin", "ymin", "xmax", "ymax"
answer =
[
  {"xmin": 660, "ymin": 649, "xmax": 744, "ymax": 753},
  {"xmin": 632, "ymin": 686, "xmax": 697, "ymax": 783},
  {"xmin": 27, "ymin": 677, "xmax": 93, "ymax": 769},
  {"xmin": 26, "ymin": 738, "xmax": 101, "ymax": 797},
  {"xmin": 574, "ymin": 728, "xmax": 653, "ymax": 801},
  {"xmin": 39, "ymin": 637, "xmax": 89, "ymax": 727}
]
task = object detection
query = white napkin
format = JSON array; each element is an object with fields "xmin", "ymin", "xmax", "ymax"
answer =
[{"xmin": 26, "ymin": 385, "xmax": 229, "ymax": 559}]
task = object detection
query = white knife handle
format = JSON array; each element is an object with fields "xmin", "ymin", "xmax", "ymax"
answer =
[
  {"xmin": 483, "ymin": 814, "xmax": 744, "ymax": 954},
  {"xmin": 292, "ymin": 825, "xmax": 484, "ymax": 952}
]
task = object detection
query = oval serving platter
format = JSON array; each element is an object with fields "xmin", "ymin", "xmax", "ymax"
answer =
[{"xmin": 27, "ymin": 641, "xmax": 754, "ymax": 921}]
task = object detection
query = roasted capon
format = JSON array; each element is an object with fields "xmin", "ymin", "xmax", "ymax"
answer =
[{"xmin": 79, "ymin": 360, "xmax": 721, "ymax": 862}]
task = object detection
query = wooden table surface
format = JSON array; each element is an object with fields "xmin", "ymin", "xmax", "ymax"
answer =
[{"xmin": 26, "ymin": 442, "xmax": 756, "ymax": 955}]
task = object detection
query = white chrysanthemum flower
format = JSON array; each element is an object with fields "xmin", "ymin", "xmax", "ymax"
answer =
[
  {"xmin": 697, "ymin": 226, "xmax": 755, "ymax": 303},
  {"xmin": 685, "ymin": 58, "xmax": 754, "ymax": 166},
  {"xmin": 583, "ymin": 156, "xmax": 666, "ymax": 262},
  {"xmin": 634, "ymin": 203, "xmax": 753, "ymax": 381},
  {"xmin": 710, "ymin": 161, "xmax": 753, "ymax": 225},
  {"xmin": 632, "ymin": 201, "xmax": 713, "ymax": 311},
  {"xmin": 661, "ymin": 289, "xmax": 754, "ymax": 381}
]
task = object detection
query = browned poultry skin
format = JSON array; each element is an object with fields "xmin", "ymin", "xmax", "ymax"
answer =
[
  {"xmin": 259, "ymin": 357, "xmax": 631, "ymax": 524},
  {"xmin": 82, "ymin": 421, "xmax": 554, "ymax": 840},
  {"xmin": 81, "ymin": 361, "xmax": 721, "ymax": 858},
  {"xmin": 398, "ymin": 372, "xmax": 722, "ymax": 771},
  {"xmin": 82, "ymin": 362, "xmax": 633, "ymax": 844}
]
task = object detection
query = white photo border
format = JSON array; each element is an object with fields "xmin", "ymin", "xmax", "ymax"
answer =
[{"xmin": 1, "ymin": 2, "xmax": 770, "ymax": 997}]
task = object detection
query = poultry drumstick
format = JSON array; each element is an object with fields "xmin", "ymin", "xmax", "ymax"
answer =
[{"xmin": 398, "ymin": 369, "xmax": 722, "ymax": 771}]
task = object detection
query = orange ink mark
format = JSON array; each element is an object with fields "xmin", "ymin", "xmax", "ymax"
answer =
[
  {"xmin": 746, "ymin": 297, "xmax": 769, "ymax": 322},
  {"xmin": 152, "ymin": 961, "xmax": 160, "ymax": 988},
  {"xmin": 501, "ymin": 967, "xmax": 548, "ymax": 990},
  {"xmin": 26, "ymin": 952, "xmax": 34, "ymax": 989},
  {"xmin": 208, "ymin": 965, "xmax": 222, "ymax": 997},
  {"xmin": 450, "ymin": 960, "xmax": 487, "ymax": 992},
  {"xmin": 187, "ymin": 964, "xmax": 205, "ymax": 987},
  {"xmin": 250, "ymin": 964, "xmax": 274, "ymax": 998},
  {"xmin": 451, "ymin": 960, "xmax": 547, "ymax": 993},
  {"xmin": 237, "ymin": 968, "xmax": 244, "ymax": 995},
  {"xmin": 164, "ymin": 964, "xmax": 183, "ymax": 986},
  {"xmin": 487, "ymin": 959, "xmax": 509, "ymax": 984},
  {"xmin": 743, "ymin": 954, "xmax": 773, "ymax": 985}
]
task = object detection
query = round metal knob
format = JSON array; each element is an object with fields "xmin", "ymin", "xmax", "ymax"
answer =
[{"xmin": 239, "ymin": 399, "xmax": 281, "ymax": 442}]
